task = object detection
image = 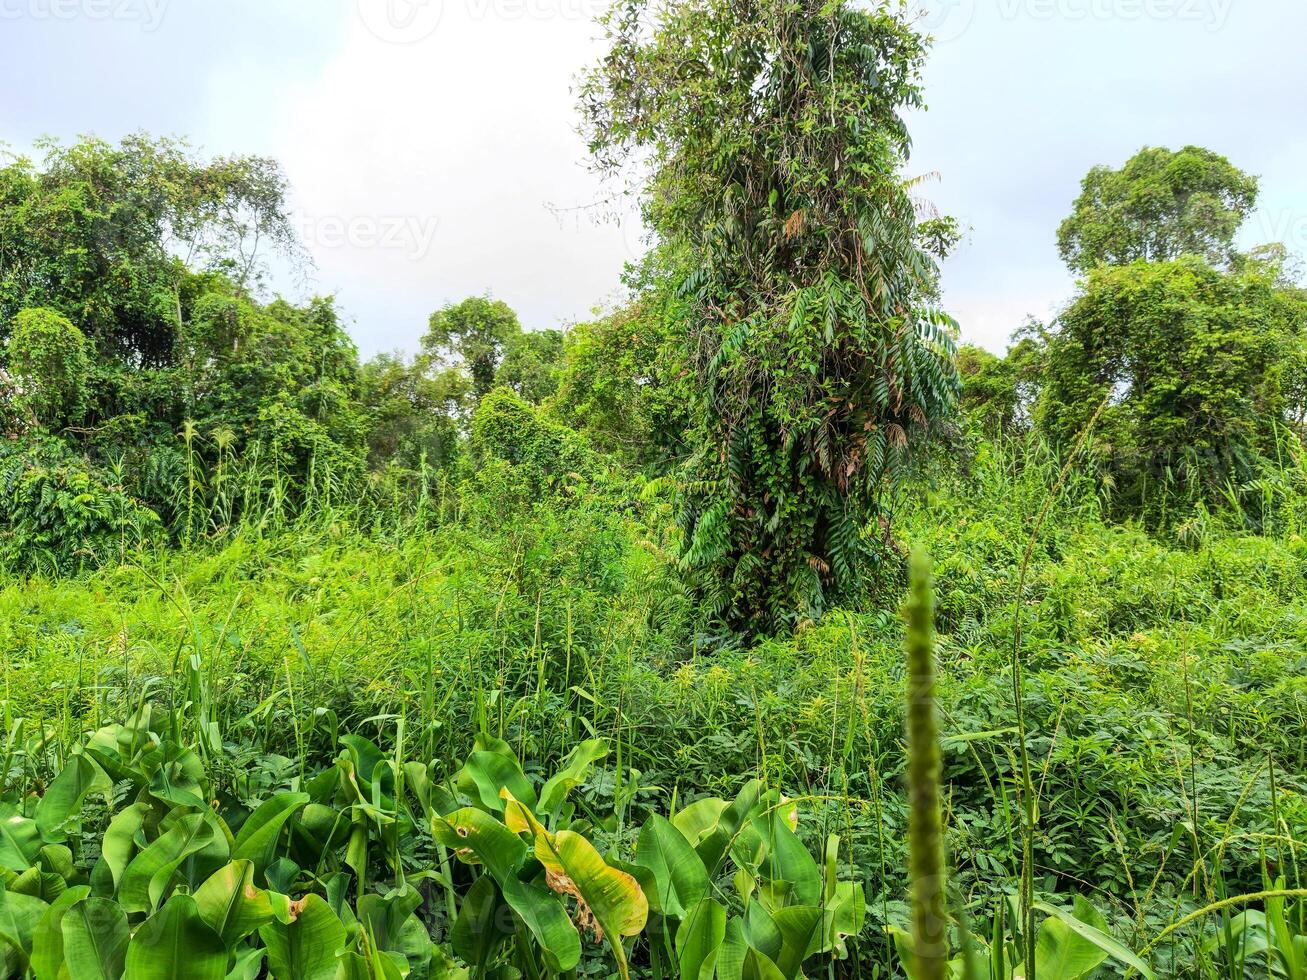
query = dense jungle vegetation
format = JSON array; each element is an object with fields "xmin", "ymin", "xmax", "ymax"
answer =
[{"xmin": 1, "ymin": 3, "xmax": 1305, "ymax": 978}]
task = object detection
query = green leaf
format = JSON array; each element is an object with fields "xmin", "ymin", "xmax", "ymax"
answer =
[
  {"xmin": 693, "ymin": 781, "xmax": 761, "ymax": 877},
  {"xmin": 194, "ymin": 860, "xmax": 278, "ymax": 946},
  {"xmin": 61, "ymin": 897, "xmax": 130, "ymax": 980},
  {"xmin": 1033, "ymin": 901, "xmax": 1156, "ymax": 979},
  {"xmin": 0, "ymin": 804, "xmax": 42, "ymax": 872},
  {"xmin": 226, "ymin": 943, "xmax": 267, "ymax": 980},
  {"xmin": 433, "ymin": 807, "xmax": 528, "ymax": 883},
  {"xmin": 30, "ymin": 884, "xmax": 89, "ymax": 978},
  {"xmin": 124, "ymin": 893, "xmax": 227, "ymax": 980},
  {"xmin": 232, "ymin": 792, "xmax": 309, "ymax": 881},
  {"xmin": 35, "ymin": 755, "xmax": 111, "ymax": 844},
  {"xmin": 120, "ymin": 811, "xmax": 228, "ymax": 914},
  {"xmin": 450, "ymin": 875, "xmax": 512, "ymax": 974},
  {"xmin": 146, "ymin": 743, "xmax": 208, "ymax": 809},
  {"xmin": 534, "ymin": 829, "xmax": 648, "ymax": 980},
  {"xmin": 501, "ymin": 876, "xmax": 582, "ymax": 973},
  {"xmin": 458, "ymin": 751, "xmax": 536, "ymax": 813},
  {"xmin": 261, "ymin": 894, "xmax": 347, "ymax": 980},
  {"xmin": 1035, "ymin": 914, "xmax": 1109, "ymax": 979},
  {"xmin": 101, "ymin": 802, "xmax": 152, "ymax": 890},
  {"xmin": 671, "ymin": 798, "xmax": 728, "ymax": 848},
  {"xmin": 676, "ymin": 898, "xmax": 726, "ymax": 980},
  {"xmin": 634, "ymin": 814, "xmax": 710, "ymax": 918},
  {"xmin": 0, "ymin": 886, "xmax": 48, "ymax": 969},
  {"xmin": 537, "ymin": 739, "xmax": 608, "ymax": 819}
]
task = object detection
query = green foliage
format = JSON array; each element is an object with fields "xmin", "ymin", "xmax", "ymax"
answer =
[
  {"xmin": 550, "ymin": 295, "xmax": 690, "ymax": 470},
  {"xmin": 495, "ymin": 328, "xmax": 564, "ymax": 405},
  {"xmin": 2, "ymin": 309, "xmax": 92, "ymax": 432},
  {"xmin": 1057, "ymin": 145, "xmax": 1259, "ymax": 273},
  {"xmin": 1038, "ymin": 256, "xmax": 1306, "ymax": 523},
  {"xmin": 359, "ymin": 352, "xmax": 468, "ymax": 472},
  {"xmin": 956, "ymin": 326, "xmax": 1048, "ymax": 436},
  {"xmin": 0, "ymin": 135, "xmax": 301, "ymax": 365},
  {"xmin": 468, "ymin": 387, "xmax": 594, "ymax": 505},
  {"xmin": 0, "ymin": 439, "xmax": 160, "ymax": 575},
  {"xmin": 581, "ymin": 0, "xmax": 959, "ymax": 633},
  {"xmin": 424, "ymin": 296, "xmax": 524, "ymax": 399},
  {"xmin": 0, "ymin": 688, "xmax": 871, "ymax": 980}
]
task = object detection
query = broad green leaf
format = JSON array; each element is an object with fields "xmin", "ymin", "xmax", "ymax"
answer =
[
  {"xmin": 634, "ymin": 814, "xmax": 709, "ymax": 918},
  {"xmin": 811, "ymin": 881, "xmax": 864, "ymax": 958},
  {"xmin": 232, "ymin": 792, "xmax": 309, "ymax": 880},
  {"xmin": 717, "ymin": 916, "xmax": 787, "ymax": 980},
  {"xmin": 61, "ymin": 897, "xmax": 130, "ymax": 980},
  {"xmin": 433, "ymin": 807, "xmax": 527, "ymax": 883},
  {"xmin": 1033, "ymin": 901, "xmax": 1156, "ymax": 979},
  {"xmin": 1035, "ymin": 915, "xmax": 1108, "ymax": 979},
  {"xmin": 101, "ymin": 802, "xmax": 152, "ymax": 890},
  {"xmin": 676, "ymin": 897, "xmax": 726, "ymax": 980},
  {"xmin": 671, "ymin": 798, "xmax": 728, "ymax": 848},
  {"xmin": 501, "ymin": 876, "xmax": 582, "ymax": 973},
  {"xmin": 30, "ymin": 883, "xmax": 89, "ymax": 978},
  {"xmin": 226, "ymin": 943, "xmax": 267, "ymax": 980},
  {"xmin": 694, "ymin": 780, "xmax": 761, "ymax": 877},
  {"xmin": 261, "ymin": 894, "xmax": 347, "ymax": 980},
  {"xmin": 357, "ymin": 884, "xmax": 434, "ymax": 976},
  {"xmin": 450, "ymin": 875, "xmax": 512, "ymax": 974},
  {"xmin": 0, "ymin": 886, "xmax": 49, "ymax": 969},
  {"xmin": 120, "ymin": 811, "xmax": 228, "ymax": 914},
  {"xmin": 194, "ymin": 860, "xmax": 277, "ymax": 945},
  {"xmin": 770, "ymin": 906, "xmax": 824, "ymax": 979},
  {"xmin": 145, "ymin": 743, "xmax": 208, "ymax": 809},
  {"xmin": 35, "ymin": 755, "xmax": 111, "ymax": 844},
  {"xmin": 0, "ymin": 804, "xmax": 42, "ymax": 872},
  {"xmin": 458, "ymin": 751, "xmax": 535, "ymax": 813},
  {"xmin": 537, "ymin": 740, "xmax": 608, "ymax": 819},
  {"xmin": 743, "ymin": 801, "xmax": 820, "ymax": 907},
  {"xmin": 124, "ymin": 893, "xmax": 226, "ymax": 980}
]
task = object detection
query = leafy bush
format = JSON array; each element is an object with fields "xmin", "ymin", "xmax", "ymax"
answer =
[
  {"xmin": 0, "ymin": 440, "xmax": 159, "ymax": 575},
  {"xmin": 3, "ymin": 308, "xmax": 92, "ymax": 432}
]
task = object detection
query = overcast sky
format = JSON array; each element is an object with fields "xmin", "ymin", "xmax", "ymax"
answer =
[{"xmin": 2, "ymin": 0, "xmax": 1305, "ymax": 356}]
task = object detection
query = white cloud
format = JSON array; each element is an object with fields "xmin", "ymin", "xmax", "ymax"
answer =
[{"xmin": 261, "ymin": 4, "xmax": 643, "ymax": 354}]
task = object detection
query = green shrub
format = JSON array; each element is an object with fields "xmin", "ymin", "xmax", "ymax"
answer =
[
  {"xmin": 0, "ymin": 439, "xmax": 160, "ymax": 575},
  {"xmin": 3, "ymin": 308, "xmax": 92, "ymax": 431}
]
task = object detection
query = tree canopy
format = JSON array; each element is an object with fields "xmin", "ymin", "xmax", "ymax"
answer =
[{"xmin": 1056, "ymin": 145, "xmax": 1259, "ymax": 273}]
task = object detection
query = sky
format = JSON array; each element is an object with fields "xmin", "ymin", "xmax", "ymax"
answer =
[{"xmin": 1, "ymin": 0, "xmax": 1305, "ymax": 357}]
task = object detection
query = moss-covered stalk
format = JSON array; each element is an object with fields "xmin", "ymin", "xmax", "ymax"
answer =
[{"xmin": 906, "ymin": 549, "xmax": 948, "ymax": 978}]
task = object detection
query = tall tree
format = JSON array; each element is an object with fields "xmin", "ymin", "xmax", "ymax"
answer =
[
  {"xmin": 0, "ymin": 134, "xmax": 301, "ymax": 366},
  {"xmin": 1057, "ymin": 145, "xmax": 1259, "ymax": 273},
  {"xmin": 581, "ymin": 0, "xmax": 959, "ymax": 633},
  {"xmin": 1038, "ymin": 256, "xmax": 1303, "ymax": 524},
  {"xmin": 422, "ymin": 295, "xmax": 522, "ymax": 399}
]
